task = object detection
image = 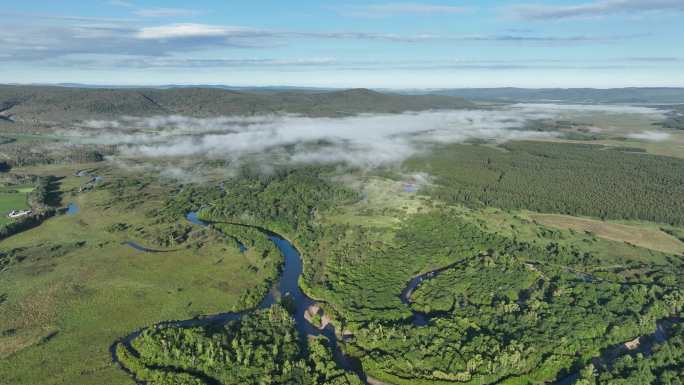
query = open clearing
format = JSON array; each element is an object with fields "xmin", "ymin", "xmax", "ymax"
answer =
[
  {"xmin": 323, "ymin": 176, "xmax": 432, "ymax": 229},
  {"xmin": 528, "ymin": 212, "xmax": 684, "ymax": 255},
  {"xmin": 529, "ymin": 108, "xmax": 684, "ymax": 159},
  {"xmin": 0, "ymin": 185, "xmax": 31, "ymax": 226}
]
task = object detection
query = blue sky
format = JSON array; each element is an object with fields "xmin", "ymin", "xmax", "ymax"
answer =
[{"xmin": 1, "ymin": 0, "xmax": 683, "ymax": 88}]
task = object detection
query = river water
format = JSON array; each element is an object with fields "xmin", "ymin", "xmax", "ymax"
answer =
[
  {"xmin": 115, "ymin": 213, "xmax": 366, "ymax": 383},
  {"xmin": 400, "ymin": 261, "xmax": 463, "ymax": 326},
  {"xmin": 66, "ymin": 203, "xmax": 80, "ymax": 215}
]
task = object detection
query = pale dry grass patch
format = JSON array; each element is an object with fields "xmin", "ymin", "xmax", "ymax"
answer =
[{"xmin": 529, "ymin": 213, "xmax": 684, "ymax": 255}]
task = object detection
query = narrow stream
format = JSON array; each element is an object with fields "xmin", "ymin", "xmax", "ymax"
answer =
[
  {"xmin": 400, "ymin": 261, "xmax": 462, "ymax": 326},
  {"xmin": 124, "ymin": 242, "xmax": 177, "ymax": 253},
  {"xmin": 187, "ymin": 212, "xmax": 247, "ymax": 253},
  {"xmin": 549, "ymin": 317, "xmax": 681, "ymax": 385}
]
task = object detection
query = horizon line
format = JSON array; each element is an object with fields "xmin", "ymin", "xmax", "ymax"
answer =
[{"xmin": 3, "ymin": 82, "xmax": 684, "ymax": 91}]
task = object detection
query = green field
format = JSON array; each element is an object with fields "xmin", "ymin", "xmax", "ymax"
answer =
[
  {"xmin": 101, "ymin": 146, "xmax": 684, "ymax": 385},
  {"xmin": 152, "ymin": 165, "xmax": 682, "ymax": 385},
  {"xmin": 0, "ymin": 165, "xmax": 281, "ymax": 385},
  {"xmin": 527, "ymin": 212, "xmax": 684, "ymax": 255},
  {"xmin": 0, "ymin": 185, "xmax": 31, "ymax": 226}
]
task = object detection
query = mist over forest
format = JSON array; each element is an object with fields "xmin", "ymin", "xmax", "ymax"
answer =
[{"xmin": 55, "ymin": 103, "xmax": 666, "ymax": 172}]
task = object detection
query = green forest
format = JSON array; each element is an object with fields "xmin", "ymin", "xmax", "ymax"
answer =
[
  {"xmin": 580, "ymin": 323, "xmax": 684, "ymax": 385},
  {"xmin": 116, "ymin": 306, "xmax": 362, "ymax": 385},
  {"xmin": 657, "ymin": 105, "xmax": 684, "ymax": 130},
  {"xmin": 302, "ymin": 212, "xmax": 684, "ymax": 384},
  {"xmin": 407, "ymin": 141, "xmax": 684, "ymax": 225},
  {"xmin": 191, "ymin": 166, "xmax": 359, "ymax": 235},
  {"xmin": 110, "ymin": 152, "xmax": 684, "ymax": 385}
]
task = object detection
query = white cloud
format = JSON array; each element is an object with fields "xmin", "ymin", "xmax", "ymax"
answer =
[
  {"xmin": 135, "ymin": 24, "xmax": 257, "ymax": 39},
  {"xmin": 627, "ymin": 131, "xmax": 672, "ymax": 141},
  {"xmin": 355, "ymin": 2, "xmax": 468, "ymax": 15},
  {"xmin": 117, "ymin": 57, "xmax": 338, "ymax": 68},
  {"xmin": 512, "ymin": 103, "xmax": 665, "ymax": 115},
  {"xmin": 108, "ymin": 0, "xmax": 135, "ymax": 8},
  {"xmin": 108, "ymin": 0, "xmax": 203, "ymax": 18},
  {"xmin": 134, "ymin": 8, "xmax": 204, "ymax": 18},
  {"xmin": 510, "ymin": 0, "xmax": 684, "ymax": 20},
  {"xmin": 0, "ymin": 18, "xmax": 642, "ymax": 64},
  {"xmin": 64, "ymin": 103, "xmax": 669, "ymax": 176},
  {"xmin": 70, "ymin": 107, "xmax": 566, "ymax": 168}
]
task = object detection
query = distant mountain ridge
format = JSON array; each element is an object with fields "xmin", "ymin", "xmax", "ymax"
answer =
[
  {"xmin": 9, "ymin": 83, "xmax": 684, "ymax": 103},
  {"xmin": 0, "ymin": 85, "xmax": 473, "ymax": 124},
  {"xmin": 418, "ymin": 87, "xmax": 684, "ymax": 104}
]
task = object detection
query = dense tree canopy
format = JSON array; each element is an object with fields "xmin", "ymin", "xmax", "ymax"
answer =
[
  {"xmin": 407, "ymin": 141, "xmax": 684, "ymax": 225},
  {"xmin": 118, "ymin": 144, "xmax": 684, "ymax": 385},
  {"xmin": 117, "ymin": 305, "xmax": 362, "ymax": 385}
]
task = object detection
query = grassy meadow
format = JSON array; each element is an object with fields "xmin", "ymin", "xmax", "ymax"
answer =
[
  {"xmin": 530, "ymin": 108, "xmax": 684, "ymax": 159},
  {"xmin": 528, "ymin": 212, "xmax": 684, "ymax": 255},
  {"xmin": 0, "ymin": 165, "xmax": 279, "ymax": 385},
  {"xmin": 0, "ymin": 185, "xmax": 31, "ymax": 226}
]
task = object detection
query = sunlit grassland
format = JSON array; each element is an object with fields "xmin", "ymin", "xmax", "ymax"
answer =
[
  {"xmin": 0, "ymin": 165, "xmax": 277, "ymax": 385},
  {"xmin": 526, "ymin": 212, "xmax": 684, "ymax": 255},
  {"xmin": 541, "ymin": 108, "xmax": 663, "ymax": 134},
  {"xmin": 0, "ymin": 185, "xmax": 32, "ymax": 226},
  {"xmin": 593, "ymin": 132, "xmax": 684, "ymax": 159},
  {"xmin": 534, "ymin": 109, "xmax": 684, "ymax": 159},
  {"xmin": 458, "ymin": 207, "xmax": 675, "ymax": 265},
  {"xmin": 321, "ymin": 176, "xmax": 433, "ymax": 229},
  {"xmin": 538, "ymin": 132, "xmax": 684, "ymax": 160}
]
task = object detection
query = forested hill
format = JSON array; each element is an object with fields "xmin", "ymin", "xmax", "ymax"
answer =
[{"xmin": 0, "ymin": 85, "xmax": 473, "ymax": 123}]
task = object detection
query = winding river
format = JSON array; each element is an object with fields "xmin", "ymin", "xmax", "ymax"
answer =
[
  {"xmin": 400, "ymin": 261, "xmax": 463, "ymax": 326},
  {"xmin": 399, "ymin": 260, "xmax": 681, "ymax": 385},
  {"xmin": 114, "ymin": 212, "xmax": 680, "ymax": 385},
  {"xmin": 113, "ymin": 213, "xmax": 366, "ymax": 383}
]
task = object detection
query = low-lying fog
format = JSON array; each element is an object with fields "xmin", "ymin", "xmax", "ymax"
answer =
[{"xmin": 66, "ymin": 103, "xmax": 668, "ymax": 170}]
